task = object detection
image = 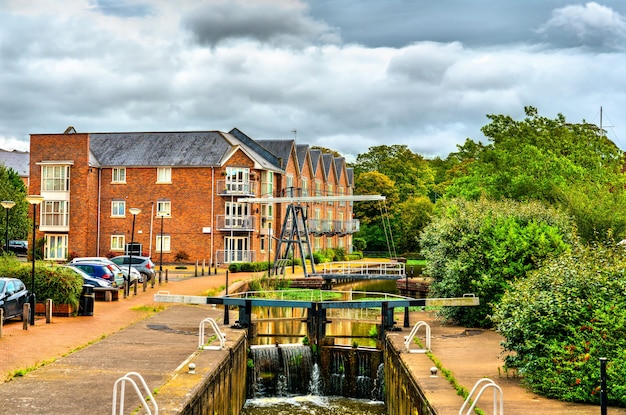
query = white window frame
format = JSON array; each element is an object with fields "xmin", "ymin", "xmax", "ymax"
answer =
[
  {"xmin": 111, "ymin": 235, "xmax": 125, "ymax": 251},
  {"xmin": 41, "ymin": 200, "xmax": 69, "ymax": 227},
  {"xmin": 301, "ymin": 177, "xmax": 308, "ymax": 197},
  {"xmin": 157, "ymin": 167, "xmax": 172, "ymax": 184},
  {"xmin": 111, "ymin": 200, "xmax": 125, "ymax": 217},
  {"xmin": 155, "ymin": 235, "xmax": 171, "ymax": 252},
  {"xmin": 112, "ymin": 167, "xmax": 126, "ymax": 184},
  {"xmin": 156, "ymin": 200, "xmax": 171, "ymax": 217},
  {"xmin": 44, "ymin": 234, "xmax": 68, "ymax": 261},
  {"xmin": 286, "ymin": 174, "xmax": 294, "ymax": 196},
  {"xmin": 42, "ymin": 165, "xmax": 70, "ymax": 191}
]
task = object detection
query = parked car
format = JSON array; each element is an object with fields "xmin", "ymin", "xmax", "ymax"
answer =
[
  {"xmin": 69, "ymin": 261, "xmax": 125, "ymax": 288},
  {"xmin": 0, "ymin": 277, "xmax": 29, "ymax": 321},
  {"xmin": 63, "ymin": 265, "xmax": 114, "ymax": 289},
  {"xmin": 7, "ymin": 240, "xmax": 28, "ymax": 256},
  {"xmin": 69, "ymin": 257, "xmax": 139, "ymax": 284},
  {"xmin": 111, "ymin": 255, "xmax": 156, "ymax": 282}
]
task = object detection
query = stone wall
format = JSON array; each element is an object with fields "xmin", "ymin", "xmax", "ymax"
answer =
[
  {"xmin": 157, "ymin": 332, "xmax": 248, "ymax": 415},
  {"xmin": 384, "ymin": 336, "xmax": 435, "ymax": 415}
]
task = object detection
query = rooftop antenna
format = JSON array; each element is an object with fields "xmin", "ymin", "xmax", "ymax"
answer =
[{"xmin": 291, "ymin": 129, "xmax": 297, "ymax": 142}]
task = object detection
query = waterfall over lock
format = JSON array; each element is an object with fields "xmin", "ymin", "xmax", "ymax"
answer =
[{"xmin": 248, "ymin": 344, "xmax": 384, "ymax": 400}]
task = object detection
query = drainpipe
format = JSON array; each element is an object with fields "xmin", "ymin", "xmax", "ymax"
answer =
[
  {"xmin": 148, "ymin": 201, "xmax": 154, "ymax": 257},
  {"xmin": 96, "ymin": 167, "xmax": 102, "ymax": 256},
  {"xmin": 211, "ymin": 167, "xmax": 215, "ymax": 268}
]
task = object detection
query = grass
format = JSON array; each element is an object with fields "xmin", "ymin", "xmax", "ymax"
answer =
[{"xmin": 406, "ymin": 259, "xmax": 427, "ymax": 266}]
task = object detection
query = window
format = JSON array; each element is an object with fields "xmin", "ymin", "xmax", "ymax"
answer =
[
  {"xmin": 112, "ymin": 167, "xmax": 126, "ymax": 183},
  {"xmin": 301, "ymin": 177, "xmax": 308, "ymax": 197},
  {"xmin": 155, "ymin": 235, "xmax": 171, "ymax": 252},
  {"xmin": 45, "ymin": 234, "xmax": 68, "ymax": 260},
  {"xmin": 42, "ymin": 165, "xmax": 70, "ymax": 191},
  {"xmin": 262, "ymin": 171, "xmax": 274, "ymax": 196},
  {"xmin": 327, "ymin": 183, "xmax": 334, "ymax": 205},
  {"xmin": 260, "ymin": 237, "xmax": 266, "ymax": 252},
  {"xmin": 111, "ymin": 200, "xmax": 125, "ymax": 217},
  {"xmin": 41, "ymin": 201, "xmax": 69, "ymax": 227},
  {"xmin": 157, "ymin": 167, "xmax": 172, "ymax": 184},
  {"xmin": 156, "ymin": 200, "xmax": 171, "ymax": 217},
  {"xmin": 224, "ymin": 236, "xmax": 250, "ymax": 263},
  {"xmin": 261, "ymin": 204, "xmax": 273, "ymax": 220},
  {"xmin": 339, "ymin": 187, "xmax": 345, "ymax": 206},
  {"xmin": 111, "ymin": 235, "xmax": 125, "ymax": 251},
  {"xmin": 315, "ymin": 180, "xmax": 322, "ymax": 199},
  {"xmin": 286, "ymin": 175, "xmax": 294, "ymax": 196},
  {"xmin": 327, "ymin": 237, "xmax": 333, "ymax": 249}
]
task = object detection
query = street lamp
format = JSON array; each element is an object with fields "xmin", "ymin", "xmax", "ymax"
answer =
[
  {"xmin": 25, "ymin": 195, "xmax": 44, "ymax": 325},
  {"xmin": 1, "ymin": 200, "xmax": 15, "ymax": 253},
  {"xmin": 156, "ymin": 211, "xmax": 167, "ymax": 275},
  {"xmin": 127, "ymin": 207, "xmax": 141, "ymax": 297}
]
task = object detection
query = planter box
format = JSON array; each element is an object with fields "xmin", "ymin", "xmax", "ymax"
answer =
[{"xmin": 35, "ymin": 302, "xmax": 76, "ymax": 317}]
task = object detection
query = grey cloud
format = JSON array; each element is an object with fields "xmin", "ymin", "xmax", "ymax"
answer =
[
  {"xmin": 181, "ymin": 0, "xmax": 340, "ymax": 48},
  {"xmin": 537, "ymin": 2, "xmax": 626, "ymax": 50},
  {"xmin": 94, "ymin": 0, "xmax": 153, "ymax": 17}
]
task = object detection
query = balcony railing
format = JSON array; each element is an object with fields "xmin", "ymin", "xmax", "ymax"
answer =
[
  {"xmin": 216, "ymin": 215, "xmax": 255, "ymax": 231},
  {"xmin": 307, "ymin": 219, "xmax": 360, "ymax": 235},
  {"xmin": 216, "ymin": 250, "xmax": 255, "ymax": 264},
  {"xmin": 217, "ymin": 179, "xmax": 256, "ymax": 196}
]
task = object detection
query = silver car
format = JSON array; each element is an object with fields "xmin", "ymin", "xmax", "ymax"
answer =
[{"xmin": 69, "ymin": 257, "xmax": 140, "ymax": 284}]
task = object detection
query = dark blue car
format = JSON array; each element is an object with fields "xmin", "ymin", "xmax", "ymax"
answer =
[{"xmin": 0, "ymin": 277, "xmax": 29, "ymax": 321}]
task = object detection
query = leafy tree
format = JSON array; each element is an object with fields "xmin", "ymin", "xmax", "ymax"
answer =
[
  {"xmin": 420, "ymin": 197, "xmax": 576, "ymax": 327},
  {"xmin": 353, "ymin": 171, "xmax": 399, "ymax": 253},
  {"xmin": 492, "ymin": 243, "xmax": 626, "ymax": 405},
  {"xmin": 311, "ymin": 146, "xmax": 342, "ymax": 157},
  {"xmin": 354, "ymin": 145, "xmax": 434, "ymax": 200},
  {"xmin": 0, "ymin": 166, "xmax": 29, "ymax": 245},
  {"xmin": 445, "ymin": 107, "xmax": 626, "ymax": 242},
  {"xmin": 394, "ymin": 195, "xmax": 433, "ymax": 253}
]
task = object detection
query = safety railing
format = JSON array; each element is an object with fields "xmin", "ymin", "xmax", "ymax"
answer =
[
  {"xmin": 404, "ymin": 321, "xmax": 431, "ymax": 353},
  {"xmin": 459, "ymin": 378, "xmax": 503, "ymax": 415},
  {"xmin": 199, "ymin": 317, "xmax": 226, "ymax": 350},
  {"xmin": 112, "ymin": 372, "xmax": 158, "ymax": 415}
]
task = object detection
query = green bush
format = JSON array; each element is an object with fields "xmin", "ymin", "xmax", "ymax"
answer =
[
  {"xmin": 0, "ymin": 258, "xmax": 82, "ymax": 310},
  {"xmin": 228, "ymin": 263, "xmax": 241, "ymax": 272},
  {"xmin": 492, "ymin": 243, "xmax": 626, "ymax": 405},
  {"xmin": 420, "ymin": 197, "xmax": 577, "ymax": 327}
]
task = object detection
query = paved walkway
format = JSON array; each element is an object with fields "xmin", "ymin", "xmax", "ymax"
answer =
[{"xmin": 1, "ymin": 269, "xmax": 624, "ymax": 414}]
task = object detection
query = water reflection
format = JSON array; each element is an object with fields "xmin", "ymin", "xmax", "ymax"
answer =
[{"xmin": 241, "ymin": 396, "xmax": 385, "ymax": 415}]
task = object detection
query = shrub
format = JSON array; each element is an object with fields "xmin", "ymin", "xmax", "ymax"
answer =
[
  {"xmin": 420, "ymin": 197, "xmax": 577, "ymax": 327},
  {"xmin": 0, "ymin": 258, "xmax": 82, "ymax": 310},
  {"xmin": 228, "ymin": 263, "xmax": 241, "ymax": 272},
  {"xmin": 174, "ymin": 251, "xmax": 189, "ymax": 262},
  {"xmin": 492, "ymin": 243, "xmax": 626, "ymax": 405}
]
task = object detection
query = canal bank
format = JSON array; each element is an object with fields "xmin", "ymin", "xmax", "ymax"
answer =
[{"xmin": 1, "ymin": 272, "xmax": 625, "ymax": 414}]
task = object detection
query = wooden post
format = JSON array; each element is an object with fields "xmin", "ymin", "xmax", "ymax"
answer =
[
  {"xmin": 202, "ymin": 259, "xmax": 205, "ymax": 276},
  {"xmin": 45, "ymin": 299, "xmax": 52, "ymax": 324},
  {"xmin": 165, "ymin": 269, "xmax": 168, "ymax": 282},
  {"xmin": 0, "ymin": 308, "xmax": 3, "ymax": 338},
  {"xmin": 195, "ymin": 260, "xmax": 198, "ymax": 277},
  {"xmin": 23, "ymin": 303, "xmax": 30, "ymax": 330}
]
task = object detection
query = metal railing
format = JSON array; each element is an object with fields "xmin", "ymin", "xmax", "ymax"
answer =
[{"xmin": 316, "ymin": 261, "xmax": 405, "ymax": 277}]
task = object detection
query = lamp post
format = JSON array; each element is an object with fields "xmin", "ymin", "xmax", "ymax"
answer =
[
  {"xmin": 25, "ymin": 195, "xmax": 44, "ymax": 325},
  {"xmin": 157, "ymin": 211, "xmax": 166, "ymax": 275},
  {"xmin": 1, "ymin": 200, "xmax": 15, "ymax": 253},
  {"xmin": 127, "ymin": 208, "xmax": 141, "ymax": 297}
]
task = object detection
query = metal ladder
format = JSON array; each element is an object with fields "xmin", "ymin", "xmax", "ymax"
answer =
[
  {"xmin": 459, "ymin": 378, "xmax": 503, "ymax": 414},
  {"xmin": 404, "ymin": 321, "xmax": 431, "ymax": 353},
  {"xmin": 112, "ymin": 372, "xmax": 158, "ymax": 415},
  {"xmin": 198, "ymin": 317, "xmax": 226, "ymax": 350}
]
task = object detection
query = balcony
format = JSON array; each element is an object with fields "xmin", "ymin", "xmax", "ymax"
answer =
[
  {"xmin": 217, "ymin": 179, "xmax": 256, "ymax": 196},
  {"xmin": 216, "ymin": 215, "xmax": 255, "ymax": 231},
  {"xmin": 306, "ymin": 219, "xmax": 360, "ymax": 235},
  {"xmin": 216, "ymin": 250, "xmax": 255, "ymax": 264}
]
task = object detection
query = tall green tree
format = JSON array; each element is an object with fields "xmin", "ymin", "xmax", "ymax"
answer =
[
  {"xmin": 446, "ymin": 107, "xmax": 626, "ymax": 241},
  {"xmin": 420, "ymin": 197, "xmax": 577, "ymax": 327},
  {"xmin": 0, "ymin": 166, "xmax": 29, "ymax": 245},
  {"xmin": 354, "ymin": 145, "xmax": 434, "ymax": 201}
]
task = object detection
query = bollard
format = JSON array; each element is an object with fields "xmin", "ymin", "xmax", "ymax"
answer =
[
  {"xmin": 0, "ymin": 308, "xmax": 3, "ymax": 338},
  {"xmin": 195, "ymin": 260, "xmax": 198, "ymax": 277},
  {"xmin": 46, "ymin": 299, "xmax": 52, "ymax": 324},
  {"xmin": 143, "ymin": 277, "xmax": 147, "ymax": 292},
  {"xmin": 23, "ymin": 303, "xmax": 30, "ymax": 330},
  {"xmin": 151, "ymin": 273, "xmax": 155, "ymax": 289},
  {"xmin": 202, "ymin": 259, "xmax": 205, "ymax": 276},
  {"xmin": 133, "ymin": 280, "xmax": 138, "ymax": 295},
  {"xmin": 158, "ymin": 269, "xmax": 162, "ymax": 285},
  {"xmin": 165, "ymin": 269, "xmax": 168, "ymax": 282}
]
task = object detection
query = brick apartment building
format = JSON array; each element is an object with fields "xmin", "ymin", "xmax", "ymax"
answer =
[{"xmin": 28, "ymin": 128, "xmax": 357, "ymax": 266}]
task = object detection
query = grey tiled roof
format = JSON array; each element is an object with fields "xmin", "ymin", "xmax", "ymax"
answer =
[
  {"xmin": 309, "ymin": 149, "xmax": 322, "ymax": 175},
  {"xmin": 0, "ymin": 149, "xmax": 29, "ymax": 177},
  {"xmin": 256, "ymin": 139, "xmax": 294, "ymax": 170},
  {"xmin": 322, "ymin": 153, "xmax": 334, "ymax": 181},
  {"xmin": 334, "ymin": 157, "xmax": 345, "ymax": 181},
  {"xmin": 296, "ymin": 144, "xmax": 309, "ymax": 172},
  {"xmin": 88, "ymin": 131, "xmax": 232, "ymax": 167},
  {"xmin": 346, "ymin": 167, "xmax": 354, "ymax": 186}
]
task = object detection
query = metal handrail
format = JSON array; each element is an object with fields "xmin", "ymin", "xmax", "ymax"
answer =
[
  {"xmin": 459, "ymin": 378, "xmax": 503, "ymax": 415},
  {"xmin": 198, "ymin": 317, "xmax": 226, "ymax": 350},
  {"xmin": 404, "ymin": 321, "xmax": 431, "ymax": 353},
  {"xmin": 112, "ymin": 372, "xmax": 158, "ymax": 415}
]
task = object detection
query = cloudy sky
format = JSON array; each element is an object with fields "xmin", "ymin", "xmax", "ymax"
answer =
[{"xmin": 1, "ymin": 0, "xmax": 626, "ymax": 161}]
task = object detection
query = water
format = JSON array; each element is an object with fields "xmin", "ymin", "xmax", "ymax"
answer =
[{"xmin": 241, "ymin": 395, "xmax": 386, "ymax": 415}]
